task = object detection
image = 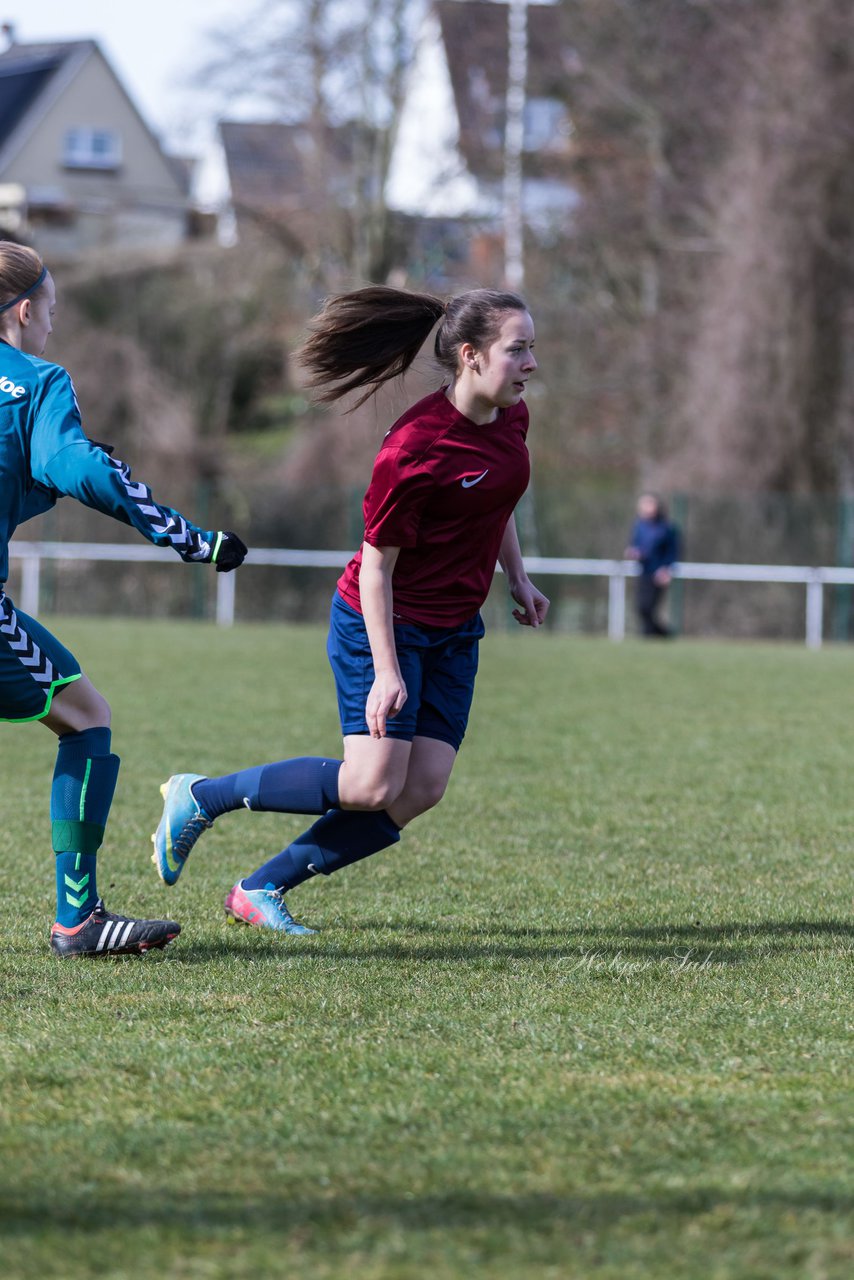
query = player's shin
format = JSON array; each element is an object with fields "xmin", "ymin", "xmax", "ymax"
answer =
[
  {"xmin": 51, "ymin": 728, "xmax": 120, "ymax": 926},
  {"xmin": 242, "ymin": 808, "xmax": 401, "ymax": 892},
  {"xmin": 192, "ymin": 757, "xmax": 341, "ymax": 820}
]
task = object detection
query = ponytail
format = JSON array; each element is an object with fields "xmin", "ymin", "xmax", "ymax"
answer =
[
  {"xmin": 296, "ymin": 286, "xmax": 445, "ymax": 408},
  {"xmin": 296, "ymin": 284, "xmax": 529, "ymax": 409}
]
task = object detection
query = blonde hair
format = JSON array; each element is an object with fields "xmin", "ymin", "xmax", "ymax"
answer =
[{"xmin": 0, "ymin": 241, "xmax": 46, "ymax": 310}]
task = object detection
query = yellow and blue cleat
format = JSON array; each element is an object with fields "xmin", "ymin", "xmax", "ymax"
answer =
[{"xmin": 151, "ymin": 773, "xmax": 212, "ymax": 885}]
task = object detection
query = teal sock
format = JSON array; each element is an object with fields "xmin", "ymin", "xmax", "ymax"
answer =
[
  {"xmin": 52, "ymin": 728, "xmax": 120, "ymax": 928},
  {"xmin": 54, "ymin": 848, "xmax": 98, "ymax": 926}
]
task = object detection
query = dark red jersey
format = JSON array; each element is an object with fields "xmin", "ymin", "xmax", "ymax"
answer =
[{"xmin": 337, "ymin": 388, "xmax": 530, "ymax": 627}]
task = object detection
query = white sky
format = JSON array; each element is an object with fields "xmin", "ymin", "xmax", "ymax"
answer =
[{"xmin": 0, "ymin": 1, "xmax": 239, "ymax": 152}]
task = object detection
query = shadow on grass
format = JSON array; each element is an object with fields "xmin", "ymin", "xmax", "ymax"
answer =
[
  {"xmin": 1, "ymin": 1184, "xmax": 850, "ymax": 1237},
  {"xmin": 349, "ymin": 918, "xmax": 854, "ymax": 941},
  {"xmin": 171, "ymin": 917, "xmax": 853, "ymax": 967}
]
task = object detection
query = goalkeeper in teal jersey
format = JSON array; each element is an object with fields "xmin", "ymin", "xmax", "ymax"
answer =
[{"xmin": 0, "ymin": 241, "xmax": 247, "ymax": 956}]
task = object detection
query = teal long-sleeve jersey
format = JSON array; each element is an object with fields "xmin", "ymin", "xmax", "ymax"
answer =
[{"xmin": 0, "ymin": 341, "xmax": 216, "ymax": 585}]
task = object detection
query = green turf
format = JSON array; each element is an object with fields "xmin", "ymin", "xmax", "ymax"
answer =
[{"xmin": 1, "ymin": 619, "xmax": 852, "ymax": 1279}]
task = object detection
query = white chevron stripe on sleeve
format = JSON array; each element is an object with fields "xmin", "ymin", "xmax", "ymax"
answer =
[{"xmin": 20, "ymin": 643, "xmax": 42, "ymax": 668}]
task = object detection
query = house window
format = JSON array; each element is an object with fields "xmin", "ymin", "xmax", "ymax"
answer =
[
  {"xmin": 524, "ymin": 98, "xmax": 572, "ymax": 153},
  {"xmin": 62, "ymin": 127, "xmax": 122, "ymax": 171}
]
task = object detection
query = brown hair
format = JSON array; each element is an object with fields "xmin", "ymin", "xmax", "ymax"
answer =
[
  {"xmin": 0, "ymin": 242, "xmax": 46, "ymax": 310},
  {"xmin": 296, "ymin": 285, "xmax": 528, "ymax": 408}
]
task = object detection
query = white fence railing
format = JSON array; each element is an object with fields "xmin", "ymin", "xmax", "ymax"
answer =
[{"xmin": 9, "ymin": 541, "xmax": 854, "ymax": 649}]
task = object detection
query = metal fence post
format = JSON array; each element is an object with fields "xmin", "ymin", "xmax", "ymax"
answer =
[
  {"xmin": 670, "ymin": 493, "xmax": 688, "ymax": 635},
  {"xmin": 608, "ymin": 565, "xmax": 626, "ymax": 641},
  {"xmin": 20, "ymin": 551, "xmax": 41, "ymax": 617},
  {"xmin": 215, "ymin": 570, "xmax": 236, "ymax": 627},
  {"xmin": 832, "ymin": 495, "xmax": 854, "ymax": 641},
  {"xmin": 806, "ymin": 572, "xmax": 823, "ymax": 649}
]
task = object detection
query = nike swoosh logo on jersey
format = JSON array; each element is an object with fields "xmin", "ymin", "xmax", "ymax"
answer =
[{"xmin": 461, "ymin": 469, "xmax": 489, "ymax": 488}]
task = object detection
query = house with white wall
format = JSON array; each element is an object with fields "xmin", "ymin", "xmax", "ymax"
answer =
[{"xmin": 0, "ymin": 36, "xmax": 193, "ymax": 258}]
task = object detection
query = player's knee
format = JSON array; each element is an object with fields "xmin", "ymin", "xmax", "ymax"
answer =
[
  {"xmin": 75, "ymin": 685, "xmax": 111, "ymax": 729},
  {"xmin": 424, "ymin": 768, "xmax": 452, "ymax": 809},
  {"xmin": 338, "ymin": 743, "xmax": 411, "ymax": 811},
  {"xmin": 46, "ymin": 678, "xmax": 111, "ymax": 734},
  {"xmin": 408, "ymin": 775, "xmax": 448, "ymax": 816},
  {"xmin": 86, "ymin": 685, "xmax": 111, "ymax": 724},
  {"xmin": 339, "ymin": 761, "xmax": 406, "ymax": 810},
  {"xmin": 346, "ymin": 778, "xmax": 403, "ymax": 811}
]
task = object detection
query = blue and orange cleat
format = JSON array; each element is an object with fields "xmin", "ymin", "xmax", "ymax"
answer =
[
  {"xmin": 224, "ymin": 881, "xmax": 316, "ymax": 935},
  {"xmin": 151, "ymin": 773, "xmax": 211, "ymax": 885}
]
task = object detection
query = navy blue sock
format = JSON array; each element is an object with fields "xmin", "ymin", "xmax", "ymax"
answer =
[
  {"xmin": 242, "ymin": 809, "xmax": 401, "ymax": 892},
  {"xmin": 193, "ymin": 757, "xmax": 340, "ymax": 821},
  {"xmin": 52, "ymin": 727, "xmax": 120, "ymax": 927}
]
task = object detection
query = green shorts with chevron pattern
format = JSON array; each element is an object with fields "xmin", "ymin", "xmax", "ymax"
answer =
[{"xmin": 0, "ymin": 592, "xmax": 81, "ymax": 722}]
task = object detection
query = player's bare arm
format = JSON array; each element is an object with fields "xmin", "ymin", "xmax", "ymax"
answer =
[
  {"xmin": 359, "ymin": 542, "xmax": 407, "ymax": 737},
  {"xmin": 499, "ymin": 515, "xmax": 550, "ymax": 627}
]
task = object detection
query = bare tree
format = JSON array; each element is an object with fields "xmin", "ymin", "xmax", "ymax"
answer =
[
  {"xmin": 196, "ymin": 0, "xmax": 420, "ymax": 282},
  {"xmin": 655, "ymin": 0, "xmax": 854, "ymax": 493},
  {"xmin": 533, "ymin": 0, "xmax": 854, "ymax": 497}
]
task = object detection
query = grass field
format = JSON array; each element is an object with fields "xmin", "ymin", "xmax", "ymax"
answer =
[{"xmin": 1, "ymin": 618, "xmax": 852, "ymax": 1279}]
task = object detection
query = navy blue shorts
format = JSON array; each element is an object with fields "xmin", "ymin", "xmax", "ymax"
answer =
[
  {"xmin": 327, "ymin": 593, "xmax": 485, "ymax": 750},
  {"xmin": 0, "ymin": 592, "xmax": 81, "ymax": 722}
]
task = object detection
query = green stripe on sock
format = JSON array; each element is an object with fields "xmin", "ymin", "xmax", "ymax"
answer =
[{"xmin": 79, "ymin": 759, "xmax": 92, "ymax": 821}]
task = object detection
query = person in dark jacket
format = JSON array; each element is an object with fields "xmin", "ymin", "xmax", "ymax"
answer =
[{"xmin": 625, "ymin": 493, "xmax": 680, "ymax": 637}]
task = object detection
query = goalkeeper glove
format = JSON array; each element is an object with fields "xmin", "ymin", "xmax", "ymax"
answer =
[{"xmin": 211, "ymin": 530, "xmax": 248, "ymax": 573}]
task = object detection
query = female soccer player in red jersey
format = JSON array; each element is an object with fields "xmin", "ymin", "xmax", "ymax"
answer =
[{"xmin": 153, "ymin": 286, "xmax": 549, "ymax": 933}]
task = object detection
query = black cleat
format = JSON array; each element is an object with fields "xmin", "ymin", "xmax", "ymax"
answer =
[{"xmin": 50, "ymin": 899, "xmax": 181, "ymax": 957}]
